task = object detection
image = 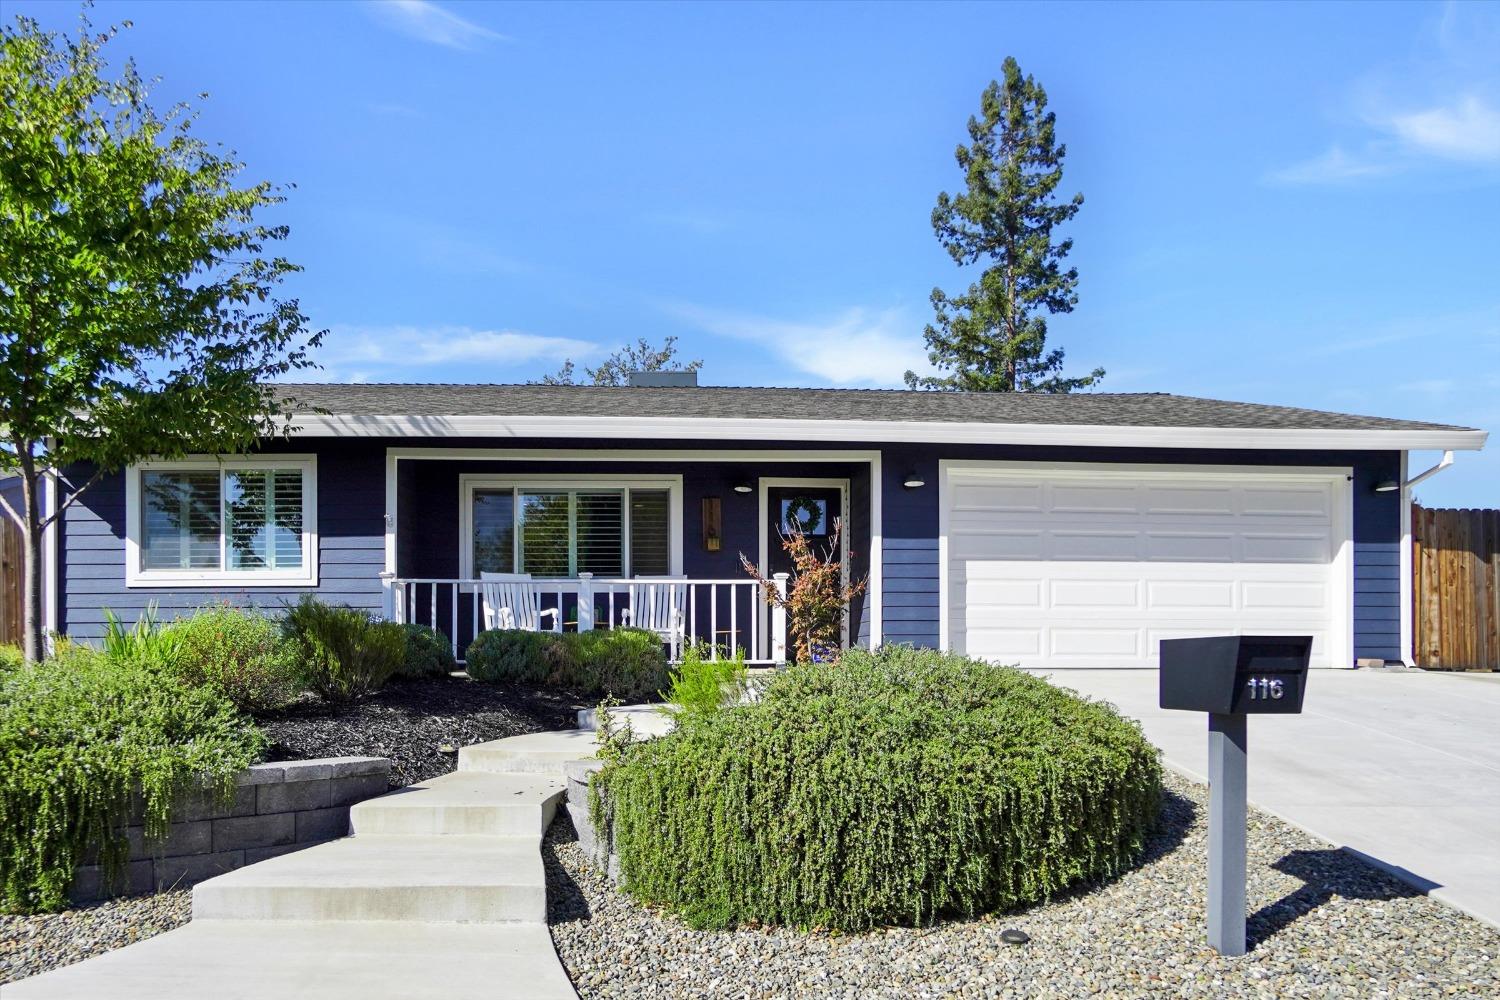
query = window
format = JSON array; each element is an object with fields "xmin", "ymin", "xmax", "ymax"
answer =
[
  {"xmin": 128, "ymin": 457, "xmax": 317, "ymax": 586},
  {"xmin": 464, "ymin": 479, "xmax": 677, "ymax": 578}
]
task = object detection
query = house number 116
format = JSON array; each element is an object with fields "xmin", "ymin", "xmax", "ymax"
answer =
[{"xmin": 1246, "ymin": 677, "xmax": 1284, "ymax": 700}]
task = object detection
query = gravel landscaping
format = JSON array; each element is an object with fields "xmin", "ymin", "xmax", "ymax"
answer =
[
  {"xmin": 0, "ymin": 891, "xmax": 190, "ymax": 985},
  {"xmin": 547, "ymin": 770, "xmax": 1500, "ymax": 999},
  {"xmin": 258, "ymin": 674, "xmax": 591, "ymax": 788}
]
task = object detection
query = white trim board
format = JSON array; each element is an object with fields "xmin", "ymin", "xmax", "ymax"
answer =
[
  {"xmin": 296, "ymin": 414, "xmax": 1487, "ymax": 453},
  {"xmin": 937, "ymin": 460, "xmax": 1356, "ymax": 670}
]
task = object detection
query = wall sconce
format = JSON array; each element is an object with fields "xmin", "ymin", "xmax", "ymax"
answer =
[
  {"xmin": 1373, "ymin": 480, "xmax": 1400, "ymax": 494},
  {"xmin": 732, "ymin": 481, "xmax": 753, "ymax": 494},
  {"xmin": 903, "ymin": 470, "xmax": 926, "ymax": 489},
  {"xmin": 701, "ymin": 497, "xmax": 722, "ymax": 551}
]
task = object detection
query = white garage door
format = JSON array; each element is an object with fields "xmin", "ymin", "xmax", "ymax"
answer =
[{"xmin": 942, "ymin": 464, "xmax": 1351, "ymax": 669}]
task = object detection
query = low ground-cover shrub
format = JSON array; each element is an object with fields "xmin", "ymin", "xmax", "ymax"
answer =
[
  {"xmin": 594, "ymin": 645, "xmax": 1161, "ymax": 931},
  {"xmin": 166, "ymin": 605, "xmax": 303, "ymax": 713},
  {"xmin": 0, "ymin": 644, "xmax": 262, "ymax": 913},
  {"xmin": 0, "ymin": 645, "xmax": 22, "ymax": 673},
  {"xmin": 466, "ymin": 628, "xmax": 669, "ymax": 700},
  {"xmin": 397, "ymin": 623, "xmax": 459, "ymax": 679},
  {"xmin": 283, "ymin": 597, "xmax": 404, "ymax": 703}
]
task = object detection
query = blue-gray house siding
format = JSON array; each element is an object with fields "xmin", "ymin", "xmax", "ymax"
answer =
[{"xmin": 55, "ymin": 436, "xmax": 1404, "ymax": 663}]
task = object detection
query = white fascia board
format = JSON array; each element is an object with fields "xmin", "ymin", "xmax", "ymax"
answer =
[{"xmin": 290, "ymin": 414, "xmax": 1489, "ymax": 452}]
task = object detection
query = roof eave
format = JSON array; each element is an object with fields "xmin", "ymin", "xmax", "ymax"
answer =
[{"xmin": 285, "ymin": 414, "xmax": 1488, "ymax": 452}]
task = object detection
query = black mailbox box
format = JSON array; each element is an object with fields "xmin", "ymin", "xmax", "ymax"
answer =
[{"xmin": 1159, "ymin": 635, "xmax": 1312, "ymax": 715}]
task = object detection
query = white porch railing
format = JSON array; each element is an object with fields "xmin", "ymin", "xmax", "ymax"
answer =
[{"xmin": 385, "ymin": 573, "xmax": 790, "ymax": 667}]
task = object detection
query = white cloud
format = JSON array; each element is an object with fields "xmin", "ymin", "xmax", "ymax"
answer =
[
  {"xmin": 1267, "ymin": 145, "xmax": 1397, "ymax": 185},
  {"xmin": 1269, "ymin": 5, "xmax": 1500, "ymax": 184},
  {"xmin": 313, "ymin": 325, "xmax": 597, "ymax": 380},
  {"xmin": 666, "ymin": 303, "xmax": 929, "ymax": 387},
  {"xmin": 1385, "ymin": 94, "xmax": 1500, "ymax": 162},
  {"xmin": 366, "ymin": 1, "xmax": 507, "ymax": 51}
]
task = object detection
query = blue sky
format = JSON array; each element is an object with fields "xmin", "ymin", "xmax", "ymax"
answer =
[{"xmin": 13, "ymin": 0, "xmax": 1500, "ymax": 505}]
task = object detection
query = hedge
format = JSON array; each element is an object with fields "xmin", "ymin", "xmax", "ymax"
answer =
[
  {"xmin": 594, "ymin": 646, "xmax": 1162, "ymax": 930},
  {"xmin": 0, "ymin": 643, "xmax": 262, "ymax": 912},
  {"xmin": 397, "ymin": 623, "xmax": 459, "ymax": 679},
  {"xmin": 465, "ymin": 628, "xmax": 669, "ymax": 700}
]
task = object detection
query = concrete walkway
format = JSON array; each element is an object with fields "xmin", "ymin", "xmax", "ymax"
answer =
[
  {"xmin": 6, "ymin": 728, "xmax": 603, "ymax": 999},
  {"xmin": 1034, "ymin": 668, "xmax": 1500, "ymax": 930}
]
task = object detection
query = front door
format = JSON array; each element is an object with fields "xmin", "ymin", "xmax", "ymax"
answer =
[{"xmin": 764, "ymin": 484, "xmax": 848, "ymax": 648}]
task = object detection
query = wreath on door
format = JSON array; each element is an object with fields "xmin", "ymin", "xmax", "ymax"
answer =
[{"xmin": 783, "ymin": 495, "xmax": 825, "ymax": 535}]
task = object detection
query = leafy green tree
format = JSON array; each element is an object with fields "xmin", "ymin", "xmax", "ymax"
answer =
[
  {"xmin": 0, "ymin": 13, "xmax": 321, "ymax": 661},
  {"xmin": 905, "ymin": 57, "xmax": 1102, "ymax": 393},
  {"xmin": 535, "ymin": 335, "xmax": 703, "ymax": 386}
]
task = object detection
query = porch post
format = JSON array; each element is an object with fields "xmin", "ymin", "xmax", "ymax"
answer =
[
  {"xmin": 771, "ymin": 572, "xmax": 790, "ymax": 666},
  {"xmin": 380, "ymin": 571, "xmax": 397, "ymax": 621},
  {"xmin": 577, "ymin": 572, "xmax": 594, "ymax": 632}
]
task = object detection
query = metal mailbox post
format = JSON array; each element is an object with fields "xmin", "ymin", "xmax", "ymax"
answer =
[{"xmin": 1159, "ymin": 635, "xmax": 1312, "ymax": 956}]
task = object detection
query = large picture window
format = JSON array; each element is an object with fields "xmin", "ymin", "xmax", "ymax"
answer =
[
  {"xmin": 127, "ymin": 457, "xmax": 317, "ymax": 586},
  {"xmin": 464, "ymin": 478, "xmax": 677, "ymax": 578}
]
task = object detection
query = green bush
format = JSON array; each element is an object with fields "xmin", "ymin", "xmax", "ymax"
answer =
[
  {"xmin": 101, "ymin": 605, "xmax": 183, "ymax": 668},
  {"xmin": 661, "ymin": 643, "xmax": 747, "ymax": 723},
  {"xmin": 465, "ymin": 628, "xmax": 669, "ymax": 701},
  {"xmin": 397, "ymin": 623, "xmax": 459, "ymax": 679},
  {"xmin": 0, "ymin": 645, "xmax": 22, "ymax": 673},
  {"xmin": 0, "ymin": 644, "xmax": 262, "ymax": 913},
  {"xmin": 165, "ymin": 605, "xmax": 303, "ymax": 713},
  {"xmin": 594, "ymin": 646, "xmax": 1162, "ymax": 931},
  {"xmin": 282, "ymin": 597, "xmax": 404, "ymax": 704}
]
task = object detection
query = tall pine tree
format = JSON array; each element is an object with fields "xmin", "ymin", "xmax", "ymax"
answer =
[{"xmin": 905, "ymin": 57, "xmax": 1102, "ymax": 393}]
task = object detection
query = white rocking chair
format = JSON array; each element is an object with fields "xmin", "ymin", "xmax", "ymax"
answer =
[
  {"xmin": 479, "ymin": 572, "xmax": 561, "ymax": 633},
  {"xmin": 621, "ymin": 576, "xmax": 687, "ymax": 661}
]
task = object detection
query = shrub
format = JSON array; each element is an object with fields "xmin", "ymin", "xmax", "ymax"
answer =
[
  {"xmin": 661, "ymin": 643, "xmax": 746, "ymax": 723},
  {"xmin": 282, "ymin": 597, "xmax": 404, "ymax": 704},
  {"xmin": 0, "ymin": 645, "xmax": 261, "ymax": 913},
  {"xmin": 397, "ymin": 623, "xmax": 459, "ymax": 679},
  {"xmin": 594, "ymin": 646, "xmax": 1162, "ymax": 931},
  {"xmin": 465, "ymin": 627, "xmax": 670, "ymax": 701},
  {"xmin": 165, "ymin": 605, "xmax": 302, "ymax": 713},
  {"xmin": 0, "ymin": 645, "xmax": 22, "ymax": 673}
]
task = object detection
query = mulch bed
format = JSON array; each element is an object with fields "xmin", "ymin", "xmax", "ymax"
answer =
[{"xmin": 256, "ymin": 674, "xmax": 593, "ymax": 788}]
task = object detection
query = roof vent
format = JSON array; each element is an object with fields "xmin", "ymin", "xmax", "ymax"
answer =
[{"xmin": 627, "ymin": 370, "xmax": 698, "ymax": 388}]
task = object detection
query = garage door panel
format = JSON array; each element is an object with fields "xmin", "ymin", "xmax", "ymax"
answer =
[{"xmin": 945, "ymin": 466, "xmax": 1346, "ymax": 670}]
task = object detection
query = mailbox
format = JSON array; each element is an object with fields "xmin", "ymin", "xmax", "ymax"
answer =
[{"xmin": 1159, "ymin": 635, "xmax": 1311, "ymax": 715}]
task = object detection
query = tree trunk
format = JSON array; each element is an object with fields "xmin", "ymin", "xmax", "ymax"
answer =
[{"xmin": 17, "ymin": 458, "xmax": 44, "ymax": 663}]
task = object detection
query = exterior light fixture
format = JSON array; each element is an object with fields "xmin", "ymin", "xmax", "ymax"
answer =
[
  {"xmin": 903, "ymin": 471, "xmax": 925, "ymax": 489},
  {"xmin": 1373, "ymin": 480, "xmax": 1400, "ymax": 493},
  {"xmin": 733, "ymin": 481, "xmax": 753, "ymax": 494}
]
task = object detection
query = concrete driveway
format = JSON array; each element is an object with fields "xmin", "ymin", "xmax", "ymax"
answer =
[{"xmin": 1033, "ymin": 668, "xmax": 1500, "ymax": 930}]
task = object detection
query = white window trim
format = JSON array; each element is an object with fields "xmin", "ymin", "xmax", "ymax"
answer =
[
  {"xmin": 458, "ymin": 473, "xmax": 683, "ymax": 579},
  {"xmin": 125, "ymin": 455, "xmax": 319, "ymax": 588}
]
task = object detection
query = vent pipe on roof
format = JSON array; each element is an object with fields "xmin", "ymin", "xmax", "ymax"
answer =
[{"xmin": 627, "ymin": 371, "xmax": 698, "ymax": 388}]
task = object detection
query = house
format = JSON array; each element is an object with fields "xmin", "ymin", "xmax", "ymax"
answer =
[{"xmin": 45, "ymin": 372, "xmax": 1486, "ymax": 670}]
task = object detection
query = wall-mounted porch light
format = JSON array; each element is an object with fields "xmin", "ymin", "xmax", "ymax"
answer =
[
  {"xmin": 1373, "ymin": 480, "xmax": 1400, "ymax": 493},
  {"xmin": 903, "ymin": 470, "xmax": 926, "ymax": 489},
  {"xmin": 732, "ymin": 481, "xmax": 754, "ymax": 494},
  {"xmin": 702, "ymin": 497, "xmax": 723, "ymax": 552}
]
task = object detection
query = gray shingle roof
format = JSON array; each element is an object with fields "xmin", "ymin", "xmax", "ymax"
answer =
[{"xmin": 273, "ymin": 383, "xmax": 1472, "ymax": 433}]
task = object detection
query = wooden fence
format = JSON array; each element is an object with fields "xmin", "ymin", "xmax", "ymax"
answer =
[
  {"xmin": 0, "ymin": 514, "xmax": 21, "ymax": 648},
  {"xmin": 1412, "ymin": 505, "xmax": 1500, "ymax": 670}
]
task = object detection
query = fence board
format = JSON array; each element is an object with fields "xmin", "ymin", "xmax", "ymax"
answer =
[
  {"xmin": 1412, "ymin": 504, "xmax": 1500, "ymax": 670},
  {"xmin": 0, "ymin": 516, "xmax": 20, "ymax": 648}
]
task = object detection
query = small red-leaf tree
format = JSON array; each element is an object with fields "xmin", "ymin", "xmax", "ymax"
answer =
[{"xmin": 741, "ymin": 518, "xmax": 867, "ymax": 664}]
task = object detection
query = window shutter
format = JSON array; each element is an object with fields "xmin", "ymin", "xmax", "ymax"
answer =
[
  {"xmin": 576, "ymin": 492, "xmax": 624, "ymax": 576},
  {"xmin": 141, "ymin": 471, "xmax": 220, "ymax": 570},
  {"xmin": 629, "ymin": 489, "xmax": 671, "ymax": 576}
]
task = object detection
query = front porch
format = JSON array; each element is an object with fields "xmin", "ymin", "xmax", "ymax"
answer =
[{"xmin": 380, "ymin": 447, "xmax": 878, "ymax": 665}]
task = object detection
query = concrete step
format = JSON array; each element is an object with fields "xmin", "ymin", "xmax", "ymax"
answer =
[
  {"xmin": 458, "ymin": 729, "xmax": 599, "ymax": 776},
  {"xmin": 191, "ymin": 835, "xmax": 546, "ymax": 923},
  {"xmin": 1, "ymin": 919, "xmax": 577, "ymax": 999},
  {"xmin": 575, "ymin": 702, "xmax": 675, "ymax": 737},
  {"xmin": 349, "ymin": 771, "xmax": 565, "ymax": 837}
]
